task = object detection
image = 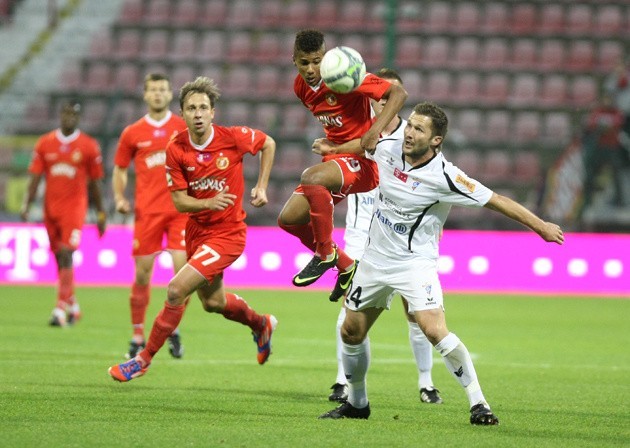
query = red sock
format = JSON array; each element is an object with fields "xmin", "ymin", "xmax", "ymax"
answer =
[
  {"xmin": 130, "ymin": 283, "xmax": 150, "ymax": 339},
  {"xmin": 301, "ymin": 184, "xmax": 334, "ymax": 257},
  {"xmin": 221, "ymin": 292, "xmax": 264, "ymax": 333},
  {"xmin": 139, "ymin": 301, "xmax": 185, "ymax": 364},
  {"xmin": 336, "ymin": 247, "xmax": 355, "ymax": 271},
  {"xmin": 57, "ymin": 268, "xmax": 74, "ymax": 309}
]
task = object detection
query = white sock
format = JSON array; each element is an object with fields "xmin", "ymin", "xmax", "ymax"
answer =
[
  {"xmin": 335, "ymin": 307, "xmax": 347, "ymax": 385},
  {"xmin": 342, "ymin": 338, "xmax": 370, "ymax": 409},
  {"xmin": 435, "ymin": 333, "xmax": 487, "ymax": 408},
  {"xmin": 408, "ymin": 321, "xmax": 434, "ymax": 389}
]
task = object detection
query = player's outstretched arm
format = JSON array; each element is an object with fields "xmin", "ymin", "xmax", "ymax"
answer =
[{"xmin": 484, "ymin": 192, "xmax": 564, "ymax": 245}]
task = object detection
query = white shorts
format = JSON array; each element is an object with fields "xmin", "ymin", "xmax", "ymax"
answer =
[
  {"xmin": 343, "ymin": 227, "xmax": 369, "ymax": 260},
  {"xmin": 344, "ymin": 256, "xmax": 444, "ymax": 313}
]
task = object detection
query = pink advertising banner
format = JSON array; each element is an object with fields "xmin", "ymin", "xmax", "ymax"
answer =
[{"xmin": 0, "ymin": 223, "xmax": 628, "ymax": 296}]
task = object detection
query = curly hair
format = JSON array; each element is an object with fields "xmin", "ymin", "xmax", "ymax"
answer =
[{"xmin": 294, "ymin": 29, "xmax": 325, "ymax": 55}]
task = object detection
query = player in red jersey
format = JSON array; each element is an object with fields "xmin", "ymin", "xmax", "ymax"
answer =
[
  {"xmin": 109, "ymin": 76, "xmax": 277, "ymax": 382},
  {"xmin": 113, "ymin": 73, "xmax": 188, "ymax": 360},
  {"xmin": 278, "ymin": 29, "xmax": 407, "ymax": 301},
  {"xmin": 20, "ymin": 100, "xmax": 106, "ymax": 327}
]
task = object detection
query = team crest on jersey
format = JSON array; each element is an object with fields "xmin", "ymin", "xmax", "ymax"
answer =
[
  {"xmin": 216, "ymin": 156, "xmax": 229, "ymax": 170},
  {"xmin": 325, "ymin": 93, "xmax": 337, "ymax": 106},
  {"xmin": 455, "ymin": 173, "xmax": 476, "ymax": 192},
  {"xmin": 412, "ymin": 180, "xmax": 421, "ymax": 191},
  {"xmin": 197, "ymin": 153, "xmax": 212, "ymax": 164},
  {"xmin": 394, "ymin": 168, "xmax": 408, "ymax": 182},
  {"xmin": 71, "ymin": 151, "xmax": 82, "ymax": 162}
]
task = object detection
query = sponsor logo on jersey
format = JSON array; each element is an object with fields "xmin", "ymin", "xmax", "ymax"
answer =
[
  {"xmin": 197, "ymin": 153, "xmax": 212, "ymax": 164},
  {"xmin": 375, "ymin": 208, "xmax": 408, "ymax": 234},
  {"xmin": 190, "ymin": 176, "xmax": 226, "ymax": 192},
  {"xmin": 50, "ymin": 162, "xmax": 77, "ymax": 178},
  {"xmin": 71, "ymin": 150, "xmax": 82, "ymax": 162},
  {"xmin": 394, "ymin": 168, "xmax": 408, "ymax": 182},
  {"xmin": 145, "ymin": 151, "xmax": 166, "ymax": 169},
  {"xmin": 216, "ymin": 156, "xmax": 229, "ymax": 170},
  {"xmin": 153, "ymin": 129, "xmax": 167, "ymax": 138},
  {"xmin": 137, "ymin": 140, "xmax": 152, "ymax": 148},
  {"xmin": 317, "ymin": 114, "xmax": 343, "ymax": 128},
  {"xmin": 455, "ymin": 173, "xmax": 476, "ymax": 192}
]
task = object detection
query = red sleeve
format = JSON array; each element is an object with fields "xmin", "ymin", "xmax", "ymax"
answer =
[
  {"xmin": 114, "ymin": 125, "xmax": 134, "ymax": 168},
  {"xmin": 28, "ymin": 137, "xmax": 45, "ymax": 175},
  {"xmin": 231, "ymin": 126, "xmax": 268, "ymax": 156},
  {"xmin": 165, "ymin": 140, "xmax": 187, "ymax": 191},
  {"xmin": 356, "ymin": 73, "xmax": 392, "ymax": 101}
]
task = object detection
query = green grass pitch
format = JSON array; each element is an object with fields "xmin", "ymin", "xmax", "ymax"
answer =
[{"xmin": 1, "ymin": 285, "xmax": 628, "ymax": 447}]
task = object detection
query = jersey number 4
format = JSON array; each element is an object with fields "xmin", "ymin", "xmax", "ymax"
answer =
[
  {"xmin": 345, "ymin": 286, "xmax": 362, "ymax": 308},
  {"xmin": 191, "ymin": 244, "xmax": 221, "ymax": 266}
]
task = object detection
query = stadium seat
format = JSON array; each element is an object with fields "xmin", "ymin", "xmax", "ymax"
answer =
[
  {"xmin": 512, "ymin": 112, "xmax": 541, "ymax": 144},
  {"xmin": 513, "ymin": 151, "xmax": 541, "ymax": 183},
  {"xmin": 570, "ymin": 76, "xmax": 598, "ymax": 108},
  {"xmin": 451, "ymin": 37, "xmax": 481, "ymax": 69},
  {"xmin": 222, "ymin": 66, "xmax": 252, "ymax": 97},
  {"xmin": 109, "ymin": 99, "xmax": 138, "ymax": 133},
  {"xmin": 566, "ymin": 40, "xmax": 595, "ymax": 72},
  {"xmin": 144, "ymin": 0, "xmax": 171, "ymax": 26},
  {"xmin": 539, "ymin": 75, "xmax": 568, "ymax": 108},
  {"xmin": 339, "ymin": 0, "xmax": 367, "ymax": 31},
  {"xmin": 480, "ymin": 38, "xmax": 509, "ymax": 70},
  {"xmin": 172, "ymin": 0, "xmax": 199, "ymax": 26},
  {"xmin": 363, "ymin": 35, "xmax": 385, "ymax": 68},
  {"xmin": 170, "ymin": 65, "xmax": 196, "ymax": 91},
  {"xmin": 117, "ymin": 0, "xmax": 143, "ymax": 25},
  {"xmin": 253, "ymin": 66, "xmax": 282, "ymax": 98},
  {"xmin": 397, "ymin": 0, "xmax": 424, "ymax": 32},
  {"xmin": 597, "ymin": 41, "xmax": 624, "ymax": 73},
  {"xmin": 168, "ymin": 31, "xmax": 197, "ymax": 63},
  {"xmin": 480, "ymin": 2, "xmax": 509, "ymax": 33},
  {"xmin": 424, "ymin": 71, "xmax": 452, "ymax": 103},
  {"xmin": 543, "ymin": 111, "xmax": 572, "ymax": 144},
  {"xmin": 58, "ymin": 63, "xmax": 83, "ymax": 92},
  {"xmin": 284, "ymin": 0, "xmax": 311, "ymax": 28},
  {"xmin": 22, "ymin": 101, "xmax": 52, "ymax": 132},
  {"xmin": 275, "ymin": 144, "xmax": 308, "ymax": 175},
  {"xmin": 453, "ymin": 2, "xmax": 480, "ymax": 34},
  {"xmin": 114, "ymin": 29, "xmax": 141, "ymax": 59},
  {"xmin": 226, "ymin": 31, "xmax": 253, "ymax": 63},
  {"xmin": 594, "ymin": 5, "xmax": 623, "ymax": 37},
  {"xmin": 142, "ymin": 30, "xmax": 169, "ymax": 61},
  {"xmin": 258, "ymin": 0, "xmax": 283, "ymax": 27},
  {"xmin": 510, "ymin": 4, "xmax": 537, "ymax": 35},
  {"xmin": 484, "ymin": 111, "xmax": 511, "ymax": 143},
  {"xmin": 80, "ymin": 100, "xmax": 107, "ymax": 134},
  {"xmin": 399, "ymin": 70, "xmax": 422, "ymax": 100},
  {"xmin": 198, "ymin": 0, "xmax": 228, "ymax": 26},
  {"xmin": 538, "ymin": 40, "xmax": 565, "ymax": 72},
  {"xmin": 84, "ymin": 63, "xmax": 112, "ymax": 93},
  {"xmin": 199, "ymin": 31, "xmax": 225, "ymax": 62},
  {"xmin": 422, "ymin": 37, "xmax": 449, "ymax": 69},
  {"xmin": 198, "ymin": 64, "xmax": 223, "ymax": 89},
  {"xmin": 453, "ymin": 149, "xmax": 481, "ymax": 176},
  {"xmin": 509, "ymin": 74, "xmax": 539, "ymax": 107},
  {"xmin": 509, "ymin": 39, "xmax": 537, "ymax": 70},
  {"xmin": 424, "ymin": 1, "xmax": 450, "ymax": 33},
  {"xmin": 88, "ymin": 29, "xmax": 114, "ymax": 58},
  {"xmin": 455, "ymin": 109, "xmax": 483, "ymax": 141},
  {"xmin": 481, "ymin": 74, "xmax": 509, "ymax": 105},
  {"xmin": 482, "ymin": 149, "xmax": 512, "ymax": 184},
  {"xmin": 538, "ymin": 4, "xmax": 564, "ymax": 35},
  {"xmin": 395, "ymin": 36, "xmax": 423, "ymax": 69},
  {"xmin": 279, "ymin": 104, "xmax": 309, "ymax": 138},
  {"xmin": 112, "ymin": 63, "xmax": 140, "ymax": 94},
  {"xmin": 224, "ymin": 102, "xmax": 249, "ymax": 127},
  {"xmin": 312, "ymin": 0, "xmax": 338, "ymax": 29},
  {"xmin": 252, "ymin": 103, "xmax": 280, "ymax": 132},
  {"xmin": 565, "ymin": 4, "xmax": 593, "ymax": 35},
  {"xmin": 452, "ymin": 73, "xmax": 481, "ymax": 105},
  {"xmin": 226, "ymin": 0, "xmax": 257, "ymax": 27}
]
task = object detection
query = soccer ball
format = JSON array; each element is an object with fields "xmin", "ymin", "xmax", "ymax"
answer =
[{"xmin": 320, "ymin": 46, "xmax": 367, "ymax": 94}]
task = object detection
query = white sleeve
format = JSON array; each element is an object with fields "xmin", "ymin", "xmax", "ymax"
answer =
[{"xmin": 440, "ymin": 160, "xmax": 494, "ymax": 207}]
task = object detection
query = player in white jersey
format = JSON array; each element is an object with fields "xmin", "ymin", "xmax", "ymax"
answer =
[
  {"xmin": 316, "ymin": 69, "xmax": 442, "ymax": 405},
  {"xmin": 319, "ymin": 102, "xmax": 564, "ymax": 424}
]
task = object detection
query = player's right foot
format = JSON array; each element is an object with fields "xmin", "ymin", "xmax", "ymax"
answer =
[
  {"xmin": 470, "ymin": 403, "xmax": 499, "ymax": 425},
  {"xmin": 108, "ymin": 358, "xmax": 148, "ymax": 382},
  {"xmin": 48, "ymin": 308, "xmax": 67, "ymax": 327},
  {"xmin": 328, "ymin": 383, "xmax": 348, "ymax": 402},
  {"xmin": 125, "ymin": 340, "xmax": 146, "ymax": 360},
  {"xmin": 420, "ymin": 387, "xmax": 443, "ymax": 404},
  {"xmin": 253, "ymin": 314, "xmax": 278, "ymax": 365},
  {"xmin": 329, "ymin": 260, "xmax": 358, "ymax": 302},
  {"xmin": 167, "ymin": 333, "xmax": 184, "ymax": 359},
  {"xmin": 292, "ymin": 249, "xmax": 338, "ymax": 287},
  {"xmin": 318, "ymin": 401, "xmax": 370, "ymax": 419},
  {"xmin": 66, "ymin": 310, "xmax": 81, "ymax": 325}
]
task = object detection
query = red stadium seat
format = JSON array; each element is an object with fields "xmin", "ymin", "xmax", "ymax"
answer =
[
  {"xmin": 480, "ymin": 38, "xmax": 509, "ymax": 70},
  {"xmin": 510, "ymin": 4, "xmax": 537, "ymax": 35},
  {"xmin": 284, "ymin": 0, "xmax": 311, "ymax": 28},
  {"xmin": 88, "ymin": 29, "xmax": 114, "ymax": 58},
  {"xmin": 112, "ymin": 63, "xmax": 140, "ymax": 94},
  {"xmin": 512, "ymin": 112, "xmax": 541, "ymax": 144},
  {"xmin": 570, "ymin": 76, "xmax": 598, "ymax": 108},
  {"xmin": 397, "ymin": 1, "xmax": 424, "ymax": 32},
  {"xmin": 222, "ymin": 66, "xmax": 253, "ymax": 97},
  {"xmin": 424, "ymin": 72, "xmax": 452, "ymax": 102},
  {"xmin": 399, "ymin": 70, "xmax": 423, "ymax": 100},
  {"xmin": 395, "ymin": 36, "xmax": 423, "ymax": 69},
  {"xmin": 258, "ymin": 0, "xmax": 283, "ymax": 27},
  {"xmin": 455, "ymin": 110, "xmax": 483, "ymax": 141},
  {"xmin": 115, "ymin": 29, "xmax": 141, "ymax": 59},
  {"xmin": 453, "ymin": 2, "xmax": 480, "ymax": 34},
  {"xmin": 254, "ymin": 67, "xmax": 282, "ymax": 98},
  {"xmin": 169, "ymin": 31, "xmax": 197, "ymax": 62},
  {"xmin": 198, "ymin": 0, "xmax": 228, "ymax": 26},
  {"xmin": 481, "ymin": 74, "xmax": 509, "ymax": 105},
  {"xmin": 565, "ymin": 4, "xmax": 593, "ymax": 35},
  {"xmin": 509, "ymin": 74, "xmax": 539, "ymax": 107},
  {"xmin": 224, "ymin": 102, "xmax": 249, "ymax": 127},
  {"xmin": 452, "ymin": 73, "xmax": 481, "ymax": 104},
  {"xmin": 484, "ymin": 111, "xmax": 511, "ymax": 143},
  {"xmin": 58, "ymin": 63, "xmax": 83, "ymax": 92},
  {"xmin": 422, "ymin": 37, "xmax": 449, "ymax": 69},
  {"xmin": 538, "ymin": 40, "xmax": 565, "ymax": 72},
  {"xmin": 363, "ymin": 35, "xmax": 385, "ymax": 68},
  {"xmin": 451, "ymin": 38, "xmax": 481, "ymax": 69},
  {"xmin": 480, "ymin": 2, "xmax": 509, "ymax": 33},
  {"xmin": 172, "ymin": 0, "xmax": 199, "ymax": 26},
  {"xmin": 252, "ymin": 103, "xmax": 280, "ymax": 132},
  {"xmin": 538, "ymin": 4, "xmax": 564, "ymax": 35},
  {"xmin": 513, "ymin": 151, "xmax": 541, "ymax": 183},
  {"xmin": 312, "ymin": 0, "xmax": 338, "ymax": 29},
  {"xmin": 424, "ymin": 1, "xmax": 451, "ymax": 33},
  {"xmin": 109, "ymin": 100, "xmax": 138, "ymax": 133},
  {"xmin": 142, "ymin": 30, "xmax": 169, "ymax": 61},
  {"xmin": 543, "ymin": 112, "xmax": 572, "ymax": 144},
  {"xmin": 253, "ymin": 33, "xmax": 282, "ymax": 64},
  {"xmin": 199, "ymin": 31, "xmax": 225, "ymax": 62},
  {"xmin": 84, "ymin": 63, "xmax": 112, "ymax": 93},
  {"xmin": 279, "ymin": 104, "xmax": 309, "ymax": 138},
  {"xmin": 482, "ymin": 149, "xmax": 512, "ymax": 184},
  {"xmin": 509, "ymin": 39, "xmax": 537, "ymax": 70},
  {"xmin": 566, "ymin": 40, "xmax": 595, "ymax": 72},
  {"xmin": 80, "ymin": 100, "xmax": 107, "ymax": 134},
  {"xmin": 117, "ymin": 0, "xmax": 143, "ymax": 25},
  {"xmin": 539, "ymin": 75, "xmax": 568, "ymax": 108},
  {"xmin": 598, "ymin": 41, "xmax": 624, "ymax": 73},
  {"xmin": 339, "ymin": 0, "xmax": 367, "ymax": 31},
  {"xmin": 226, "ymin": 0, "xmax": 257, "ymax": 27},
  {"xmin": 170, "ymin": 65, "xmax": 196, "ymax": 91},
  {"xmin": 453, "ymin": 149, "xmax": 481, "ymax": 175},
  {"xmin": 226, "ymin": 32, "xmax": 253, "ymax": 63},
  {"xmin": 594, "ymin": 5, "xmax": 623, "ymax": 37},
  {"xmin": 145, "ymin": 0, "xmax": 171, "ymax": 26}
]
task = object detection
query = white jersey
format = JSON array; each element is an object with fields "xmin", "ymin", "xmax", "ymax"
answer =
[
  {"xmin": 343, "ymin": 119, "xmax": 407, "ymax": 259},
  {"xmin": 362, "ymin": 143, "xmax": 493, "ymax": 266}
]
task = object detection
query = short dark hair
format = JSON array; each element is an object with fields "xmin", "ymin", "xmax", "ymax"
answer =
[
  {"xmin": 375, "ymin": 68, "xmax": 403, "ymax": 85},
  {"xmin": 143, "ymin": 73, "xmax": 171, "ymax": 90},
  {"xmin": 413, "ymin": 102, "xmax": 448, "ymax": 138},
  {"xmin": 179, "ymin": 76, "xmax": 221, "ymax": 110},
  {"xmin": 60, "ymin": 99, "xmax": 81, "ymax": 114},
  {"xmin": 294, "ymin": 29, "xmax": 325, "ymax": 55}
]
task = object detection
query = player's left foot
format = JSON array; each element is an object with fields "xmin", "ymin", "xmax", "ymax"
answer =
[
  {"xmin": 420, "ymin": 387, "xmax": 443, "ymax": 404},
  {"xmin": 253, "ymin": 314, "xmax": 278, "ymax": 364},
  {"xmin": 108, "ymin": 358, "xmax": 148, "ymax": 382},
  {"xmin": 66, "ymin": 310, "xmax": 82, "ymax": 326},
  {"xmin": 167, "ymin": 333, "xmax": 184, "ymax": 359},
  {"xmin": 329, "ymin": 260, "xmax": 358, "ymax": 302},
  {"xmin": 292, "ymin": 249, "xmax": 338, "ymax": 287},
  {"xmin": 328, "ymin": 383, "xmax": 348, "ymax": 402},
  {"xmin": 48, "ymin": 308, "xmax": 67, "ymax": 327},
  {"xmin": 319, "ymin": 401, "xmax": 370, "ymax": 419},
  {"xmin": 470, "ymin": 403, "xmax": 499, "ymax": 425}
]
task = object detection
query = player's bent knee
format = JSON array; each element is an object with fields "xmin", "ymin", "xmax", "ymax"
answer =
[{"xmin": 340, "ymin": 326, "xmax": 367, "ymax": 345}]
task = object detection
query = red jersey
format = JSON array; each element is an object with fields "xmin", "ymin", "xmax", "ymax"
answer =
[
  {"xmin": 165, "ymin": 125, "xmax": 268, "ymax": 227},
  {"xmin": 29, "ymin": 129, "xmax": 103, "ymax": 219},
  {"xmin": 114, "ymin": 111, "xmax": 186, "ymax": 214},
  {"xmin": 294, "ymin": 73, "xmax": 391, "ymax": 145}
]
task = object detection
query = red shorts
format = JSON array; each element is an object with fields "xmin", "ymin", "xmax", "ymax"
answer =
[
  {"xmin": 44, "ymin": 212, "xmax": 84, "ymax": 253},
  {"xmin": 294, "ymin": 155, "xmax": 379, "ymax": 204},
  {"xmin": 185, "ymin": 220, "xmax": 246, "ymax": 282},
  {"xmin": 132, "ymin": 211, "xmax": 187, "ymax": 256}
]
